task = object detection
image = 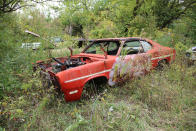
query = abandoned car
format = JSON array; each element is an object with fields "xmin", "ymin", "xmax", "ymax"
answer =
[
  {"xmin": 21, "ymin": 42, "xmax": 41, "ymax": 50},
  {"xmin": 34, "ymin": 37, "xmax": 176, "ymax": 102},
  {"xmin": 186, "ymin": 46, "xmax": 196, "ymax": 64}
]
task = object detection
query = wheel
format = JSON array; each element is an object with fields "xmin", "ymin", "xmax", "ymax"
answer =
[
  {"xmin": 157, "ymin": 60, "xmax": 167, "ymax": 70},
  {"xmin": 81, "ymin": 80, "xmax": 98, "ymax": 100},
  {"xmin": 81, "ymin": 77, "xmax": 107, "ymax": 100},
  {"xmin": 40, "ymin": 71, "xmax": 52, "ymax": 88}
]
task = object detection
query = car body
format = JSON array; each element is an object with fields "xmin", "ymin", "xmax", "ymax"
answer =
[
  {"xmin": 51, "ymin": 37, "xmax": 64, "ymax": 45},
  {"xmin": 186, "ymin": 46, "xmax": 196, "ymax": 62},
  {"xmin": 34, "ymin": 37, "xmax": 176, "ymax": 102},
  {"xmin": 21, "ymin": 42, "xmax": 41, "ymax": 50}
]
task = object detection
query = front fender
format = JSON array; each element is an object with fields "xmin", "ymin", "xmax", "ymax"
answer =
[
  {"xmin": 82, "ymin": 74, "xmax": 109, "ymax": 87},
  {"xmin": 63, "ymin": 73, "xmax": 109, "ymax": 102}
]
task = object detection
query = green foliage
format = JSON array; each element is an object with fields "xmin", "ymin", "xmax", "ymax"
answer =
[
  {"xmin": 89, "ymin": 20, "xmax": 117, "ymax": 38},
  {"xmin": 0, "ymin": 13, "xmax": 21, "ymax": 59},
  {"xmin": 188, "ymin": 8, "xmax": 196, "ymax": 43},
  {"xmin": 59, "ymin": 0, "xmax": 196, "ymax": 41}
]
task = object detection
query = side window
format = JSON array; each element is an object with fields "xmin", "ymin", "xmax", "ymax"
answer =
[
  {"xmin": 107, "ymin": 42, "xmax": 119, "ymax": 55},
  {"xmin": 141, "ymin": 41, "xmax": 152, "ymax": 52},
  {"xmin": 121, "ymin": 41, "xmax": 142, "ymax": 55},
  {"xmin": 85, "ymin": 43, "xmax": 97, "ymax": 54},
  {"xmin": 108, "ymin": 42, "xmax": 118, "ymax": 51},
  {"xmin": 125, "ymin": 41, "xmax": 141, "ymax": 48},
  {"xmin": 85, "ymin": 42, "xmax": 108, "ymax": 55},
  {"xmin": 85, "ymin": 43, "xmax": 104, "ymax": 54},
  {"xmin": 84, "ymin": 41, "xmax": 120, "ymax": 55}
]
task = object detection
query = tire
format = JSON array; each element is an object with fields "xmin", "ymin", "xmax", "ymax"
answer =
[
  {"xmin": 40, "ymin": 71, "xmax": 52, "ymax": 88},
  {"xmin": 157, "ymin": 59, "xmax": 167, "ymax": 70},
  {"xmin": 81, "ymin": 77, "xmax": 107, "ymax": 100}
]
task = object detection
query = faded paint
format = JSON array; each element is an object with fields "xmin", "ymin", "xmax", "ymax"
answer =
[
  {"xmin": 35, "ymin": 37, "xmax": 176, "ymax": 102},
  {"xmin": 109, "ymin": 54, "xmax": 151, "ymax": 86}
]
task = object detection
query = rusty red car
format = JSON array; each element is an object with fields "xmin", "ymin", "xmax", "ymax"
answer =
[{"xmin": 35, "ymin": 37, "xmax": 176, "ymax": 102}]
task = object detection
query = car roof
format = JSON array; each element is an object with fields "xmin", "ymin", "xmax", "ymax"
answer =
[
  {"xmin": 92, "ymin": 37, "xmax": 146, "ymax": 41},
  {"xmin": 73, "ymin": 38, "xmax": 94, "ymax": 42},
  {"xmin": 74, "ymin": 37, "xmax": 147, "ymax": 42}
]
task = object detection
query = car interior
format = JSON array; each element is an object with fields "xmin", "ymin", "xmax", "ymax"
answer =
[
  {"xmin": 121, "ymin": 41, "xmax": 144, "ymax": 55},
  {"xmin": 84, "ymin": 40, "xmax": 152, "ymax": 56},
  {"xmin": 84, "ymin": 41, "xmax": 121, "ymax": 55}
]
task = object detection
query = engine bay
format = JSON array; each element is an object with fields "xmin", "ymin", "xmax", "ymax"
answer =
[
  {"xmin": 52, "ymin": 57, "xmax": 88, "ymax": 73},
  {"xmin": 35, "ymin": 54, "xmax": 106, "ymax": 74}
]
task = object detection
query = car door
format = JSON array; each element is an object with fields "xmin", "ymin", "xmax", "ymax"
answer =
[{"xmin": 108, "ymin": 40, "xmax": 151, "ymax": 86}]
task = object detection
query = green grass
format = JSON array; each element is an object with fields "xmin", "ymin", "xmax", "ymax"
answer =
[{"xmin": 0, "ymin": 56, "xmax": 195, "ymax": 131}]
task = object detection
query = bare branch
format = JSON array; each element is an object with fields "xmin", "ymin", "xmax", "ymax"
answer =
[{"xmin": 0, "ymin": 0, "xmax": 63, "ymax": 14}]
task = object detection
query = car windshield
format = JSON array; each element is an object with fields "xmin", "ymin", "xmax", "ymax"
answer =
[{"xmin": 84, "ymin": 41, "xmax": 120, "ymax": 56}]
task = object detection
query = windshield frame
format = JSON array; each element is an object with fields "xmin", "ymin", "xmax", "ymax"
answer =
[{"xmin": 82, "ymin": 40, "xmax": 122, "ymax": 56}]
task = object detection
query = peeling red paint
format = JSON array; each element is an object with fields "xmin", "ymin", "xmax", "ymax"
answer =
[{"xmin": 34, "ymin": 37, "xmax": 176, "ymax": 102}]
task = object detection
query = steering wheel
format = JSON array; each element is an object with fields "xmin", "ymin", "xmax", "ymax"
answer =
[{"xmin": 64, "ymin": 57, "xmax": 72, "ymax": 67}]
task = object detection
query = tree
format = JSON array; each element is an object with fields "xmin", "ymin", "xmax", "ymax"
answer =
[
  {"xmin": 153, "ymin": 0, "xmax": 196, "ymax": 29},
  {"xmin": 0, "ymin": 0, "xmax": 28, "ymax": 13},
  {"xmin": 0, "ymin": 0, "xmax": 61, "ymax": 14}
]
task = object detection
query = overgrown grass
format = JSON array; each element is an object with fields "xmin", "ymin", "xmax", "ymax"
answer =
[{"xmin": 0, "ymin": 55, "xmax": 195, "ymax": 130}]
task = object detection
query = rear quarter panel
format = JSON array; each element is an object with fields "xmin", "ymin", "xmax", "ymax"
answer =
[{"xmin": 146, "ymin": 39, "xmax": 176, "ymax": 67}]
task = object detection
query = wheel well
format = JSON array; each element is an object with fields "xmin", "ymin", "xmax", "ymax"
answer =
[
  {"xmin": 156, "ymin": 59, "xmax": 169, "ymax": 70},
  {"xmin": 158, "ymin": 59, "xmax": 168, "ymax": 64},
  {"xmin": 81, "ymin": 76, "xmax": 108, "ymax": 99},
  {"xmin": 87, "ymin": 76, "xmax": 108, "ymax": 85}
]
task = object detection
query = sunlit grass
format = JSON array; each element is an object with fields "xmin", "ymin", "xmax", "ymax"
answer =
[{"xmin": 1, "ymin": 54, "xmax": 195, "ymax": 130}]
